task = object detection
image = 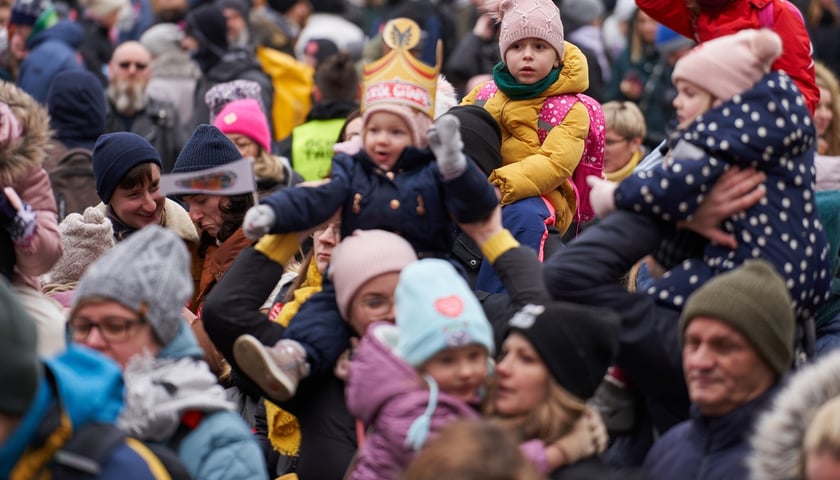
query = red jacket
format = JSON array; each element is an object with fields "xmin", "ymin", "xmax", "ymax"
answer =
[{"xmin": 637, "ymin": 0, "xmax": 818, "ymax": 115}]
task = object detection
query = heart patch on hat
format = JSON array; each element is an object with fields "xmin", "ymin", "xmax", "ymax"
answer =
[
  {"xmin": 223, "ymin": 112, "xmax": 238, "ymax": 125},
  {"xmin": 435, "ymin": 295, "xmax": 463, "ymax": 317}
]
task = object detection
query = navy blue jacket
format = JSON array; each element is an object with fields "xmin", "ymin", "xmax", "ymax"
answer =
[
  {"xmin": 615, "ymin": 71, "xmax": 830, "ymax": 322},
  {"xmin": 261, "ymin": 146, "xmax": 497, "ymax": 256},
  {"xmin": 19, "ymin": 20, "xmax": 84, "ymax": 104},
  {"xmin": 643, "ymin": 386, "xmax": 778, "ymax": 480}
]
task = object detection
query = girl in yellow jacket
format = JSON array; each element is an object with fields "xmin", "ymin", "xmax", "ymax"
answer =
[{"xmin": 461, "ymin": 0, "xmax": 591, "ymax": 293}]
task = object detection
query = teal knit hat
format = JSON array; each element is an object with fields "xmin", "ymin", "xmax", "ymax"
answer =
[{"xmin": 395, "ymin": 258, "xmax": 494, "ymax": 367}]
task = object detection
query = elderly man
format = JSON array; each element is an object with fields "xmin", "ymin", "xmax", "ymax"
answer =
[
  {"xmin": 105, "ymin": 41, "xmax": 182, "ymax": 173},
  {"xmin": 642, "ymin": 260, "xmax": 795, "ymax": 479}
]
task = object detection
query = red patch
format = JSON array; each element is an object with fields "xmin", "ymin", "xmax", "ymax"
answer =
[{"xmin": 435, "ymin": 296, "xmax": 463, "ymax": 317}]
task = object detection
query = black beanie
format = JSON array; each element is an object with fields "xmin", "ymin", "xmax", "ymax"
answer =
[
  {"xmin": 172, "ymin": 124, "xmax": 242, "ymax": 173},
  {"xmin": 186, "ymin": 4, "xmax": 228, "ymax": 52},
  {"xmin": 0, "ymin": 276, "xmax": 42, "ymax": 416},
  {"xmin": 447, "ymin": 105, "xmax": 502, "ymax": 177},
  {"xmin": 92, "ymin": 132, "xmax": 163, "ymax": 203},
  {"xmin": 505, "ymin": 301, "xmax": 620, "ymax": 401},
  {"xmin": 267, "ymin": 0, "xmax": 296, "ymax": 14}
]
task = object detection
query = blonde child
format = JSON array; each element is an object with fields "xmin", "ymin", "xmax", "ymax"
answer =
[
  {"xmin": 232, "ymin": 18, "xmax": 499, "ymax": 403},
  {"xmin": 588, "ymin": 29, "xmax": 830, "ymax": 324},
  {"xmin": 461, "ymin": 0, "xmax": 599, "ymax": 293},
  {"xmin": 344, "ymin": 258, "xmax": 494, "ymax": 480}
]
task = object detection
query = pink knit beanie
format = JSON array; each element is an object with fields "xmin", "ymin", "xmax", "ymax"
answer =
[
  {"xmin": 213, "ymin": 98, "xmax": 272, "ymax": 152},
  {"xmin": 487, "ymin": 0, "xmax": 565, "ymax": 59},
  {"xmin": 327, "ymin": 229, "xmax": 417, "ymax": 321},
  {"xmin": 672, "ymin": 29, "xmax": 783, "ymax": 103},
  {"xmin": 362, "ymin": 103, "xmax": 433, "ymax": 149}
]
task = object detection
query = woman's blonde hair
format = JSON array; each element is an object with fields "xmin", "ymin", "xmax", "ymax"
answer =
[
  {"xmin": 815, "ymin": 61, "xmax": 840, "ymax": 156},
  {"xmin": 803, "ymin": 396, "xmax": 840, "ymax": 460},
  {"xmin": 253, "ymin": 148, "xmax": 287, "ymax": 184},
  {"xmin": 485, "ymin": 375, "xmax": 587, "ymax": 444},
  {"xmin": 603, "ymin": 100, "xmax": 646, "ymax": 141}
]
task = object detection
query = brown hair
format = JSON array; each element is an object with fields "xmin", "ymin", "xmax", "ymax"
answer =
[
  {"xmin": 116, "ymin": 162, "xmax": 156, "ymax": 193},
  {"xmin": 315, "ymin": 52, "xmax": 359, "ymax": 102}
]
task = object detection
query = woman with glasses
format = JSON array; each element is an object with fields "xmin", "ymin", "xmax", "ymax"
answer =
[
  {"xmin": 68, "ymin": 224, "xmax": 268, "ymax": 480},
  {"xmin": 602, "ymin": 101, "xmax": 647, "ymax": 183}
]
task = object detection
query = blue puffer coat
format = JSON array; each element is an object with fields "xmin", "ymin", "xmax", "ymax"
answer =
[
  {"xmin": 260, "ymin": 146, "xmax": 497, "ymax": 256},
  {"xmin": 615, "ymin": 71, "xmax": 830, "ymax": 322},
  {"xmin": 19, "ymin": 20, "xmax": 84, "ymax": 104}
]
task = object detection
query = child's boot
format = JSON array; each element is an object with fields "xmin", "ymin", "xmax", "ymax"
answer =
[{"xmin": 233, "ymin": 335, "xmax": 310, "ymax": 403}]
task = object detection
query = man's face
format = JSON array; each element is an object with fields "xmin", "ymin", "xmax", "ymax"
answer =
[
  {"xmin": 682, "ymin": 317, "xmax": 777, "ymax": 417},
  {"xmin": 107, "ymin": 42, "xmax": 152, "ymax": 115}
]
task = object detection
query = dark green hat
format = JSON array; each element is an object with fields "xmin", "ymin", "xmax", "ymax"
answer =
[
  {"xmin": 679, "ymin": 260, "xmax": 795, "ymax": 376},
  {"xmin": 0, "ymin": 276, "xmax": 42, "ymax": 416}
]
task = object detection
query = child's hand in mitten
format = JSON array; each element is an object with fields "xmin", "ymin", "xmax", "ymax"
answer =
[
  {"xmin": 428, "ymin": 114, "xmax": 466, "ymax": 179},
  {"xmin": 1, "ymin": 187, "xmax": 37, "ymax": 247},
  {"xmin": 586, "ymin": 176, "xmax": 618, "ymax": 218},
  {"xmin": 243, "ymin": 205, "xmax": 276, "ymax": 241}
]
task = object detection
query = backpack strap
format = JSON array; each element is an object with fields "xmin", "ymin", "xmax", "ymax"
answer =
[
  {"xmin": 757, "ymin": 0, "xmax": 774, "ymax": 27},
  {"xmin": 52, "ymin": 422, "xmax": 127, "ymax": 479}
]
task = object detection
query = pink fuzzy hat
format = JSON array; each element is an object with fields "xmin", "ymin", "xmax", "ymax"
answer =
[
  {"xmin": 213, "ymin": 98, "xmax": 272, "ymax": 152},
  {"xmin": 486, "ymin": 0, "xmax": 565, "ymax": 59},
  {"xmin": 672, "ymin": 29, "xmax": 783, "ymax": 103},
  {"xmin": 362, "ymin": 103, "xmax": 433, "ymax": 149}
]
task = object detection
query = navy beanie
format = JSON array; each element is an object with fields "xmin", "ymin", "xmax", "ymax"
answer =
[
  {"xmin": 92, "ymin": 132, "xmax": 163, "ymax": 204},
  {"xmin": 172, "ymin": 124, "xmax": 242, "ymax": 173}
]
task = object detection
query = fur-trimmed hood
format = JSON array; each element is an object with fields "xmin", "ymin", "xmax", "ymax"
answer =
[
  {"xmin": 0, "ymin": 82, "xmax": 52, "ymax": 186},
  {"xmin": 749, "ymin": 350, "xmax": 840, "ymax": 479}
]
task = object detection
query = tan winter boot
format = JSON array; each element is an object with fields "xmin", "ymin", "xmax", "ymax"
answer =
[{"xmin": 233, "ymin": 335, "xmax": 310, "ymax": 403}]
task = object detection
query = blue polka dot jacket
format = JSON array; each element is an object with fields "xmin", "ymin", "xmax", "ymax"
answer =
[{"xmin": 615, "ymin": 71, "xmax": 831, "ymax": 322}]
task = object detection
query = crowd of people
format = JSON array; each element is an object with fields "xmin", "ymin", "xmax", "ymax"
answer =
[{"xmin": 1, "ymin": 0, "xmax": 840, "ymax": 477}]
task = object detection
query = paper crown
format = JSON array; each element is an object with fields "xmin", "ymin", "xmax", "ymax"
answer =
[{"xmin": 362, "ymin": 17, "xmax": 441, "ymax": 119}]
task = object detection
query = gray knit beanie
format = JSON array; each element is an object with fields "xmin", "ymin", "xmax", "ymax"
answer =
[
  {"xmin": 0, "ymin": 276, "xmax": 42, "ymax": 416},
  {"xmin": 73, "ymin": 225, "xmax": 193, "ymax": 345},
  {"xmin": 679, "ymin": 260, "xmax": 796, "ymax": 376}
]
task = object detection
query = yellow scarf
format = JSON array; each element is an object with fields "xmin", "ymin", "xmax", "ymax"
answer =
[
  {"xmin": 265, "ymin": 260, "xmax": 323, "ymax": 456},
  {"xmin": 605, "ymin": 149, "xmax": 642, "ymax": 183}
]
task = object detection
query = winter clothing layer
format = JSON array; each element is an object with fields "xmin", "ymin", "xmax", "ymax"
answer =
[
  {"xmin": 635, "ymin": 0, "xmax": 819, "ymax": 114},
  {"xmin": 47, "ymin": 69, "xmax": 106, "ymax": 151},
  {"xmin": 643, "ymin": 386, "xmax": 778, "ymax": 480},
  {"xmin": 105, "ymin": 97, "xmax": 183, "ymax": 174},
  {"xmin": 615, "ymin": 71, "xmax": 830, "ymax": 322},
  {"xmin": 0, "ymin": 346, "xmax": 163, "ymax": 479},
  {"xmin": 461, "ymin": 41, "xmax": 590, "ymax": 234},
  {"xmin": 345, "ymin": 323, "xmax": 479, "ymax": 480},
  {"xmin": 18, "ymin": 20, "xmax": 84, "ymax": 104},
  {"xmin": 93, "ymin": 199, "xmax": 199, "ymax": 244}
]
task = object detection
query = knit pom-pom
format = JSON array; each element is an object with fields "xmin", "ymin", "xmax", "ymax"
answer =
[
  {"xmin": 752, "ymin": 29, "xmax": 783, "ymax": 67},
  {"xmin": 483, "ymin": 0, "xmax": 502, "ymax": 19}
]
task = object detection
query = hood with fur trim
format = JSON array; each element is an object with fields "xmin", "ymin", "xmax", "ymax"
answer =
[
  {"xmin": 748, "ymin": 350, "xmax": 840, "ymax": 479},
  {"xmin": 0, "ymin": 82, "xmax": 52, "ymax": 186}
]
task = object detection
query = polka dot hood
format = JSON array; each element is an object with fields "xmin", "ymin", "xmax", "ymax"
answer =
[{"xmin": 615, "ymin": 70, "xmax": 831, "ymax": 322}]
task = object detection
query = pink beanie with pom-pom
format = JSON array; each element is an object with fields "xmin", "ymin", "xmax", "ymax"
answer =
[
  {"xmin": 486, "ymin": 0, "xmax": 565, "ymax": 59},
  {"xmin": 672, "ymin": 29, "xmax": 783, "ymax": 103}
]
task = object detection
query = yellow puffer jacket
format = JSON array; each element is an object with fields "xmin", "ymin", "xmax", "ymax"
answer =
[{"xmin": 461, "ymin": 41, "xmax": 590, "ymax": 234}]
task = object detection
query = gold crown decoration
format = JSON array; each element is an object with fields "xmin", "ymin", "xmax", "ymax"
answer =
[{"xmin": 362, "ymin": 17, "xmax": 442, "ymax": 118}]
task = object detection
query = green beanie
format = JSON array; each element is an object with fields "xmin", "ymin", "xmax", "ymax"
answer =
[
  {"xmin": 679, "ymin": 260, "xmax": 795, "ymax": 376},
  {"xmin": 0, "ymin": 277, "xmax": 42, "ymax": 416}
]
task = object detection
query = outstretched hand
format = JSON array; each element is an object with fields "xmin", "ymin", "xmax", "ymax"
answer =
[
  {"xmin": 429, "ymin": 114, "xmax": 466, "ymax": 179},
  {"xmin": 586, "ymin": 176, "xmax": 618, "ymax": 218},
  {"xmin": 679, "ymin": 167, "xmax": 766, "ymax": 249},
  {"xmin": 243, "ymin": 205, "xmax": 276, "ymax": 241}
]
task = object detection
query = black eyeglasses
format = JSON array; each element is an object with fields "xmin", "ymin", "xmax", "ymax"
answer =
[
  {"xmin": 117, "ymin": 61, "xmax": 148, "ymax": 71},
  {"xmin": 68, "ymin": 316, "xmax": 144, "ymax": 344}
]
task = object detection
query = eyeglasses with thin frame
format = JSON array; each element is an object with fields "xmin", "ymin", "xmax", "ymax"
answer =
[
  {"xmin": 117, "ymin": 61, "xmax": 148, "ymax": 71},
  {"xmin": 67, "ymin": 315, "xmax": 144, "ymax": 344}
]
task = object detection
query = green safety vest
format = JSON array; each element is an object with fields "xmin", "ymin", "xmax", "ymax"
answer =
[{"xmin": 291, "ymin": 118, "xmax": 346, "ymax": 181}]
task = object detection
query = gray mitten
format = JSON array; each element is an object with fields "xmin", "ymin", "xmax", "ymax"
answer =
[
  {"xmin": 428, "ymin": 114, "xmax": 466, "ymax": 179},
  {"xmin": 243, "ymin": 205, "xmax": 276, "ymax": 241}
]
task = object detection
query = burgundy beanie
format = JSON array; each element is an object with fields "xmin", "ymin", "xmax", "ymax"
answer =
[
  {"xmin": 214, "ymin": 98, "xmax": 272, "ymax": 152},
  {"xmin": 328, "ymin": 229, "xmax": 417, "ymax": 320},
  {"xmin": 489, "ymin": 0, "xmax": 565, "ymax": 59},
  {"xmin": 672, "ymin": 29, "xmax": 782, "ymax": 104}
]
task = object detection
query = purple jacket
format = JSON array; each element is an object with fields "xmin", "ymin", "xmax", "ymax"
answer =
[{"xmin": 345, "ymin": 323, "xmax": 479, "ymax": 480}]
